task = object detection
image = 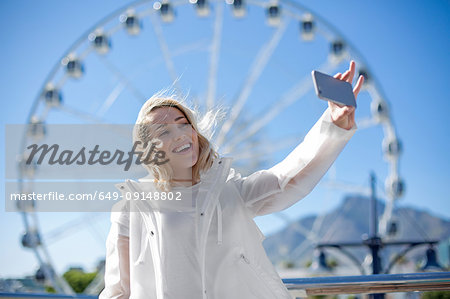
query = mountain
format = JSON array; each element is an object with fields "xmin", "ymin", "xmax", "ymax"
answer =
[{"xmin": 262, "ymin": 195, "xmax": 450, "ymax": 273}]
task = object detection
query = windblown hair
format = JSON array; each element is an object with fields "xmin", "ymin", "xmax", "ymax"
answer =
[{"xmin": 133, "ymin": 89, "xmax": 220, "ymax": 191}]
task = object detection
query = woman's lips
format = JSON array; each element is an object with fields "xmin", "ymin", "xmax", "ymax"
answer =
[{"xmin": 172, "ymin": 142, "xmax": 192, "ymax": 154}]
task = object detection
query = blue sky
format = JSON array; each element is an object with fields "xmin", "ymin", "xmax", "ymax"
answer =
[{"xmin": 1, "ymin": 0, "xmax": 449, "ymax": 278}]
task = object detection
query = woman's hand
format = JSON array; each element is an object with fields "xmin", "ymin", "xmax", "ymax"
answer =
[{"xmin": 328, "ymin": 60, "xmax": 365, "ymax": 130}]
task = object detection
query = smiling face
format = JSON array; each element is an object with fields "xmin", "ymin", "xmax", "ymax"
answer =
[{"xmin": 147, "ymin": 106, "xmax": 200, "ymax": 180}]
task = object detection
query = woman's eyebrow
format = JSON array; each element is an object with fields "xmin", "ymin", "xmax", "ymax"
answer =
[
  {"xmin": 155, "ymin": 116, "xmax": 186, "ymax": 129},
  {"xmin": 174, "ymin": 116, "xmax": 185, "ymax": 122}
]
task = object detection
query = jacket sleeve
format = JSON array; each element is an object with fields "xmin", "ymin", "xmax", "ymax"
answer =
[
  {"xmin": 233, "ymin": 108, "xmax": 356, "ymax": 217},
  {"xmin": 99, "ymin": 199, "xmax": 131, "ymax": 299}
]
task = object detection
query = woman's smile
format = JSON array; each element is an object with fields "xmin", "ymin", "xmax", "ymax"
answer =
[{"xmin": 172, "ymin": 142, "xmax": 193, "ymax": 154}]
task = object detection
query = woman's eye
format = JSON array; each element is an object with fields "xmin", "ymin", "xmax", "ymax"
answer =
[{"xmin": 159, "ymin": 130, "xmax": 169, "ymax": 137}]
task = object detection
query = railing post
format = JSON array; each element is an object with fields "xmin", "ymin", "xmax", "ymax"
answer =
[{"xmin": 369, "ymin": 172, "xmax": 384, "ymax": 299}]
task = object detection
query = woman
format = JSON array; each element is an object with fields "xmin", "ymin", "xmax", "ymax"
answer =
[{"xmin": 100, "ymin": 61, "xmax": 364, "ymax": 299}]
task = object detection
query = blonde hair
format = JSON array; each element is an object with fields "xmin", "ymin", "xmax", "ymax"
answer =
[{"xmin": 133, "ymin": 89, "xmax": 220, "ymax": 191}]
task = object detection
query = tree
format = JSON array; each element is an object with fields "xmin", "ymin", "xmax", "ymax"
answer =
[{"xmin": 63, "ymin": 268, "xmax": 97, "ymax": 293}]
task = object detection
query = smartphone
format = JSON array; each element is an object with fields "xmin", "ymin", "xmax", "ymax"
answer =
[{"xmin": 311, "ymin": 70, "xmax": 356, "ymax": 107}]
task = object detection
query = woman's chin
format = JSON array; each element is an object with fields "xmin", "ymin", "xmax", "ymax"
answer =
[{"xmin": 170, "ymin": 156, "xmax": 198, "ymax": 171}]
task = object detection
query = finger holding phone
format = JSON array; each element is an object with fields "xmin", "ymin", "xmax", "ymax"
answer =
[{"xmin": 313, "ymin": 60, "xmax": 365, "ymax": 130}]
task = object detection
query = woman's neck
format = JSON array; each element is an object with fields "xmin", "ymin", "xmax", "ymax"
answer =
[
  {"xmin": 172, "ymin": 178, "xmax": 195, "ymax": 182},
  {"xmin": 171, "ymin": 169, "xmax": 198, "ymax": 186},
  {"xmin": 170, "ymin": 178, "xmax": 198, "ymax": 187}
]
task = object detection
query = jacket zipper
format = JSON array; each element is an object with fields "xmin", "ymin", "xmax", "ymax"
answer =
[{"xmin": 239, "ymin": 253, "xmax": 279, "ymax": 298}]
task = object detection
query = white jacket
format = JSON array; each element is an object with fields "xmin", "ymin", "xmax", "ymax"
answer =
[{"xmin": 100, "ymin": 109, "xmax": 356, "ymax": 299}]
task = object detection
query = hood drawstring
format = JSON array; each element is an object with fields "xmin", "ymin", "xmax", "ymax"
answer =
[
  {"xmin": 215, "ymin": 200, "xmax": 223, "ymax": 245},
  {"xmin": 125, "ymin": 180, "xmax": 159, "ymax": 267},
  {"xmin": 200, "ymin": 158, "xmax": 226, "ymax": 246},
  {"xmin": 136, "ymin": 232, "xmax": 150, "ymax": 265},
  {"xmin": 133, "ymin": 200, "xmax": 155, "ymax": 266}
]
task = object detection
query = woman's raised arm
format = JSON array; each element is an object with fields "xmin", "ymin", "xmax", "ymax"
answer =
[{"xmin": 232, "ymin": 61, "xmax": 364, "ymax": 217}]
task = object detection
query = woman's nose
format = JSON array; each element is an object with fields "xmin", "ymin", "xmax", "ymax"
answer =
[{"xmin": 173, "ymin": 129, "xmax": 187, "ymax": 141}]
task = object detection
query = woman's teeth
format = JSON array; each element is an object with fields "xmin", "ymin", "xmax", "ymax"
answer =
[{"xmin": 173, "ymin": 143, "xmax": 191, "ymax": 153}]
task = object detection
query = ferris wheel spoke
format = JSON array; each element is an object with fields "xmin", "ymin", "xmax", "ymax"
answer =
[
  {"xmin": 311, "ymin": 189, "xmax": 349, "ymax": 246},
  {"xmin": 97, "ymin": 82, "xmax": 128, "ymax": 117},
  {"xmin": 97, "ymin": 39, "xmax": 210, "ymax": 117},
  {"xmin": 228, "ymin": 149, "xmax": 264, "ymax": 163},
  {"xmin": 320, "ymin": 179, "xmax": 387, "ymax": 201},
  {"xmin": 173, "ymin": 38, "xmax": 210, "ymax": 55},
  {"xmin": 206, "ymin": 0, "xmax": 224, "ymax": 111},
  {"xmin": 321, "ymin": 211, "xmax": 344, "ymax": 242},
  {"xmin": 289, "ymin": 229, "xmax": 322, "ymax": 261},
  {"xmin": 290, "ymin": 239, "xmax": 314, "ymax": 261},
  {"xmin": 274, "ymin": 212, "xmax": 320, "ymax": 243},
  {"xmin": 287, "ymin": 209, "xmax": 340, "ymax": 262},
  {"xmin": 225, "ymin": 58, "xmax": 339, "ymax": 150},
  {"xmin": 98, "ymin": 56, "xmax": 148, "ymax": 102},
  {"xmin": 356, "ymin": 116, "xmax": 378, "ymax": 130},
  {"xmin": 320, "ymin": 179, "xmax": 372, "ymax": 196},
  {"xmin": 225, "ymin": 135, "xmax": 299, "ymax": 162},
  {"xmin": 39, "ymin": 105, "xmax": 52, "ymax": 121},
  {"xmin": 57, "ymin": 105, "xmax": 106, "ymax": 123},
  {"xmin": 215, "ymin": 18, "xmax": 290, "ymax": 148},
  {"xmin": 44, "ymin": 214, "xmax": 98, "ymax": 245},
  {"xmin": 310, "ymin": 213, "xmax": 326, "ymax": 239},
  {"xmin": 271, "ymin": 212, "xmax": 320, "ymax": 262},
  {"xmin": 86, "ymin": 217, "xmax": 108, "ymax": 247},
  {"xmin": 54, "ymin": 74, "xmax": 69, "ymax": 90},
  {"xmin": 149, "ymin": 10, "xmax": 180, "ymax": 88}
]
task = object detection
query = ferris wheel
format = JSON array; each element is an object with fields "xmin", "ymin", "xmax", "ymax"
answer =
[{"xmin": 16, "ymin": 0, "xmax": 404, "ymax": 293}]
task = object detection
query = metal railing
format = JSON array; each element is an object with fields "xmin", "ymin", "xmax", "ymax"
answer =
[
  {"xmin": 0, "ymin": 294, "xmax": 96, "ymax": 299},
  {"xmin": 283, "ymin": 272, "xmax": 450, "ymax": 297},
  {"xmin": 1, "ymin": 272, "xmax": 449, "ymax": 298}
]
